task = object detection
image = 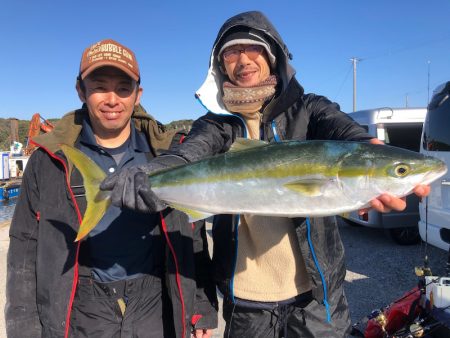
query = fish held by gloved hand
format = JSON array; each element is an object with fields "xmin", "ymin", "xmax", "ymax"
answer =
[{"xmin": 60, "ymin": 139, "xmax": 447, "ymax": 241}]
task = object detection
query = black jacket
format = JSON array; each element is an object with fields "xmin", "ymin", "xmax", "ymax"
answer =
[
  {"xmin": 5, "ymin": 107, "xmax": 218, "ymax": 338},
  {"xmin": 167, "ymin": 10, "xmax": 372, "ymax": 323}
]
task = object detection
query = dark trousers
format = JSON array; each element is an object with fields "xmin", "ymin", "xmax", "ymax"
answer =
[
  {"xmin": 69, "ymin": 274, "xmax": 174, "ymax": 338},
  {"xmin": 223, "ymin": 287, "xmax": 351, "ymax": 338}
]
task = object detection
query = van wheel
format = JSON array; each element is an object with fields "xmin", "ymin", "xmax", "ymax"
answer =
[{"xmin": 388, "ymin": 226, "xmax": 421, "ymax": 245}]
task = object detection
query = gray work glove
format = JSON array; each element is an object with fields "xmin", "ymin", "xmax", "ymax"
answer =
[{"xmin": 100, "ymin": 155, "xmax": 187, "ymax": 213}]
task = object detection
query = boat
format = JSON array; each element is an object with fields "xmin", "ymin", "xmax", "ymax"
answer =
[
  {"xmin": 1, "ymin": 152, "xmax": 28, "ymax": 201},
  {"xmin": 0, "ymin": 114, "xmax": 54, "ymax": 202},
  {"xmin": 0, "ymin": 179, "xmax": 21, "ymax": 201}
]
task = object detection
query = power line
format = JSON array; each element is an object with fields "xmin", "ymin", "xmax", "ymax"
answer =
[
  {"xmin": 334, "ymin": 63, "xmax": 353, "ymax": 100},
  {"xmin": 360, "ymin": 33, "xmax": 450, "ymax": 61}
]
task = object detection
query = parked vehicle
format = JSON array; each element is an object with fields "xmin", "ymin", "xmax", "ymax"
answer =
[
  {"xmin": 419, "ymin": 82, "xmax": 450, "ymax": 251},
  {"xmin": 340, "ymin": 107, "xmax": 427, "ymax": 245}
]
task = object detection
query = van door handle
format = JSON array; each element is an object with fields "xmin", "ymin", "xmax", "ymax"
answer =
[{"xmin": 442, "ymin": 180, "xmax": 450, "ymax": 186}]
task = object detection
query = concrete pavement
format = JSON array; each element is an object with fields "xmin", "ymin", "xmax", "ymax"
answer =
[{"xmin": 0, "ymin": 221, "xmax": 9, "ymax": 338}]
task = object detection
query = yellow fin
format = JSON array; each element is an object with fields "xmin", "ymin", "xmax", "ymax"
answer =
[
  {"xmin": 117, "ymin": 298, "xmax": 127, "ymax": 316},
  {"xmin": 229, "ymin": 138, "xmax": 268, "ymax": 152},
  {"xmin": 169, "ymin": 203, "xmax": 214, "ymax": 222},
  {"xmin": 60, "ymin": 144, "xmax": 110, "ymax": 241},
  {"xmin": 284, "ymin": 179, "xmax": 327, "ymax": 197}
]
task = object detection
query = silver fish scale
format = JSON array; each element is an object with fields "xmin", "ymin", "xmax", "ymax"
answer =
[{"xmin": 150, "ymin": 141, "xmax": 447, "ymax": 219}]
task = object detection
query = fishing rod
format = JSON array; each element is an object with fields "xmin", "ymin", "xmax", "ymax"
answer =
[{"xmin": 388, "ymin": 302, "xmax": 450, "ymax": 338}]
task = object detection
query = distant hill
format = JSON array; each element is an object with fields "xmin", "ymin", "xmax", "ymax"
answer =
[
  {"xmin": 165, "ymin": 119, "xmax": 193, "ymax": 132},
  {"xmin": 0, "ymin": 117, "xmax": 193, "ymax": 151},
  {"xmin": 0, "ymin": 118, "xmax": 37, "ymax": 151}
]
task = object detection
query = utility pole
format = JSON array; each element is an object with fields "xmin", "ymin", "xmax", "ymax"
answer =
[
  {"xmin": 405, "ymin": 93, "xmax": 409, "ymax": 107},
  {"xmin": 9, "ymin": 118, "xmax": 19, "ymax": 144},
  {"xmin": 350, "ymin": 57, "xmax": 360, "ymax": 112},
  {"xmin": 427, "ymin": 61, "xmax": 431, "ymax": 105}
]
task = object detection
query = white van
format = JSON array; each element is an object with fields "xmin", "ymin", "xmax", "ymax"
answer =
[
  {"xmin": 340, "ymin": 107, "xmax": 427, "ymax": 245},
  {"xmin": 419, "ymin": 82, "xmax": 450, "ymax": 251}
]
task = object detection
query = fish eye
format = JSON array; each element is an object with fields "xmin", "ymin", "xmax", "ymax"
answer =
[{"xmin": 394, "ymin": 164, "xmax": 410, "ymax": 177}]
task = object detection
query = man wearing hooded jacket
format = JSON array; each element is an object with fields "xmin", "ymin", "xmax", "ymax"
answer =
[
  {"xmin": 6, "ymin": 39, "xmax": 217, "ymax": 338},
  {"xmin": 103, "ymin": 12, "xmax": 430, "ymax": 337}
]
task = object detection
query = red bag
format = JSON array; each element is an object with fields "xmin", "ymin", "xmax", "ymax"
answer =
[{"xmin": 365, "ymin": 287, "xmax": 422, "ymax": 338}]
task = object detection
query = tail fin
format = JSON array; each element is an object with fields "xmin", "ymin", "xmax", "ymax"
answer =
[{"xmin": 60, "ymin": 144, "xmax": 111, "ymax": 241}]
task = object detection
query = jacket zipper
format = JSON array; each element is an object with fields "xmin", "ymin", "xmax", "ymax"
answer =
[
  {"xmin": 229, "ymin": 215, "xmax": 240, "ymax": 303},
  {"xmin": 306, "ymin": 218, "xmax": 331, "ymax": 322},
  {"xmin": 31, "ymin": 140, "xmax": 83, "ymax": 338},
  {"xmin": 160, "ymin": 214, "xmax": 187, "ymax": 338}
]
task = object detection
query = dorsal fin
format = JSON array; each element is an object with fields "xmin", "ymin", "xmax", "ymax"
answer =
[{"xmin": 229, "ymin": 138, "xmax": 268, "ymax": 152}]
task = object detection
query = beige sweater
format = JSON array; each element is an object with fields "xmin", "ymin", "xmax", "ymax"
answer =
[{"xmin": 233, "ymin": 215, "xmax": 311, "ymax": 301}]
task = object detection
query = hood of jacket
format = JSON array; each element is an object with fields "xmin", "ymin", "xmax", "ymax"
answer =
[
  {"xmin": 195, "ymin": 11, "xmax": 299, "ymax": 121},
  {"xmin": 32, "ymin": 104, "xmax": 179, "ymax": 156}
]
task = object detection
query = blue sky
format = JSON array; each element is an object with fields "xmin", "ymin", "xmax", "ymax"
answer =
[{"xmin": 1, "ymin": 1, "xmax": 449, "ymax": 124}]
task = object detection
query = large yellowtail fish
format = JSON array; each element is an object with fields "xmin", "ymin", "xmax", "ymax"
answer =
[{"xmin": 60, "ymin": 139, "xmax": 447, "ymax": 241}]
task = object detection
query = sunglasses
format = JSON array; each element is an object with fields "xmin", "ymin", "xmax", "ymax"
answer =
[{"xmin": 221, "ymin": 45, "xmax": 265, "ymax": 63}]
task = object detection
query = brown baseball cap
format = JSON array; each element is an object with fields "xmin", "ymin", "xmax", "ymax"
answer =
[{"xmin": 79, "ymin": 39, "xmax": 140, "ymax": 81}]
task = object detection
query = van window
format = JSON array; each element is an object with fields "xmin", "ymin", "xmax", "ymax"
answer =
[
  {"xmin": 423, "ymin": 90, "xmax": 450, "ymax": 151},
  {"xmin": 384, "ymin": 124, "xmax": 423, "ymax": 152}
]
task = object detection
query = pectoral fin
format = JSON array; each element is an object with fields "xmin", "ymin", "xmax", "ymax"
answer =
[
  {"xmin": 284, "ymin": 179, "xmax": 328, "ymax": 197},
  {"xmin": 169, "ymin": 203, "xmax": 214, "ymax": 222}
]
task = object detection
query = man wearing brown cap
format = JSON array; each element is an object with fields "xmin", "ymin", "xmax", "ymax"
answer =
[
  {"xmin": 6, "ymin": 38, "xmax": 217, "ymax": 338},
  {"xmin": 103, "ymin": 11, "xmax": 431, "ymax": 338}
]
